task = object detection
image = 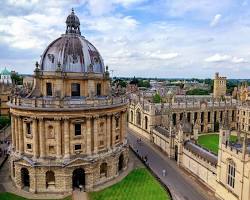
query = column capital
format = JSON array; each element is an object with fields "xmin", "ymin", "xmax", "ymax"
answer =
[{"xmin": 54, "ymin": 117, "xmax": 62, "ymax": 121}]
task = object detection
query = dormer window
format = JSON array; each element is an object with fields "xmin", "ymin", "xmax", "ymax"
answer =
[
  {"xmin": 71, "ymin": 83, "xmax": 80, "ymax": 97},
  {"xmin": 46, "ymin": 83, "xmax": 52, "ymax": 96}
]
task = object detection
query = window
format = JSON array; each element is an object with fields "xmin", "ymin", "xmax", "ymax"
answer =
[
  {"xmin": 27, "ymin": 144, "xmax": 32, "ymax": 150},
  {"xmin": 115, "ymin": 135, "xmax": 119, "ymax": 140},
  {"xmin": 75, "ymin": 144, "xmax": 81, "ymax": 151},
  {"xmin": 99, "ymin": 140, "xmax": 104, "ymax": 146},
  {"xmin": 227, "ymin": 160, "xmax": 236, "ymax": 188},
  {"xmin": 27, "ymin": 123, "xmax": 31, "ymax": 135},
  {"xmin": 145, "ymin": 116, "xmax": 148, "ymax": 129},
  {"xmin": 46, "ymin": 83, "xmax": 52, "ymax": 96},
  {"xmin": 97, "ymin": 83, "xmax": 101, "ymax": 96},
  {"xmin": 130, "ymin": 111, "xmax": 133, "ymax": 122},
  {"xmin": 74, "ymin": 123, "xmax": 81, "ymax": 136},
  {"xmin": 71, "ymin": 83, "xmax": 80, "ymax": 96},
  {"xmin": 115, "ymin": 117, "xmax": 119, "ymax": 128},
  {"xmin": 136, "ymin": 109, "xmax": 141, "ymax": 126},
  {"xmin": 208, "ymin": 112, "xmax": 211, "ymax": 123}
]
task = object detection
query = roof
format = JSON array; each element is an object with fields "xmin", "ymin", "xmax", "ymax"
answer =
[
  {"xmin": 184, "ymin": 141, "xmax": 218, "ymax": 165},
  {"xmin": 1, "ymin": 67, "xmax": 11, "ymax": 75},
  {"xmin": 153, "ymin": 126, "xmax": 175, "ymax": 138}
]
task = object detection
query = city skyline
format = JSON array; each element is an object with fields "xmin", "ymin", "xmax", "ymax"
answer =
[{"xmin": 1, "ymin": 0, "xmax": 250, "ymax": 78}]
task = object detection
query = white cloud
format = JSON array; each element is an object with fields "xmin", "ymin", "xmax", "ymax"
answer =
[
  {"xmin": 148, "ymin": 52, "xmax": 179, "ymax": 60},
  {"xmin": 210, "ymin": 14, "xmax": 222, "ymax": 27},
  {"xmin": 205, "ymin": 54, "xmax": 247, "ymax": 63}
]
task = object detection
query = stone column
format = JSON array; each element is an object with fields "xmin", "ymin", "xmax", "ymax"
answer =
[
  {"xmin": 86, "ymin": 117, "xmax": 92, "ymax": 154},
  {"xmin": 93, "ymin": 116, "xmax": 99, "ymax": 154},
  {"xmin": 111, "ymin": 115, "xmax": 116, "ymax": 146},
  {"xmin": 38, "ymin": 118, "xmax": 45, "ymax": 158},
  {"xmin": 106, "ymin": 115, "xmax": 111, "ymax": 149},
  {"xmin": 11, "ymin": 115, "xmax": 16, "ymax": 149},
  {"xmin": 32, "ymin": 118, "xmax": 39, "ymax": 159},
  {"xmin": 56, "ymin": 119, "xmax": 62, "ymax": 158},
  {"xmin": 63, "ymin": 118, "xmax": 70, "ymax": 158},
  {"xmin": 18, "ymin": 117, "xmax": 24, "ymax": 154},
  {"xmin": 14, "ymin": 117, "xmax": 19, "ymax": 153}
]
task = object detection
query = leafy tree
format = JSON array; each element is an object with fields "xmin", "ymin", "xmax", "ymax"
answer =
[
  {"xmin": 11, "ymin": 73, "xmax": 23, "ymax": 85},
  {"xmin": 153, "ymin": 93, "xmax": 162, "ymax": 103},
  {"xmin": 186, "ymin": 89, "xmax": 210, "ymax": 95},
  {"xmin": 0, "ymin": 116, "xmax": 10, "ymax": 129},
  {"xmin": 138, "ymin": 80, "xmax": 150, "ymax": 88}
]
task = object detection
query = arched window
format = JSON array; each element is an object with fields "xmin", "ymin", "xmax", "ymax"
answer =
[
  {"xmin": 227, "ymin": 160, "xmax": 236, "ymax": 188},
  {"xmin": 130, "ymin": 111, "xmax": 133, "ymax": 122},
  {"xmin": 46, "ymin": 171, "xmax": 55, "ymax": 188},
  {"xmin": 71, "ymin": 83, "xmax": 80, "ymax": 97},
  {"xmin": 145, "ymin": 116, "xmax": 148, "ymax": 130},
  {"xmin": 118, "ymin": 154, "xmax": 124, "ymax": 172},
  {"xmin": 136, "ymin": 109, "xmax": 141, "ymax": 126},
  {"xmin": 100, "ymin": 162, "xmax": 107, "ymax": 177},
  {"xmin": 115, "ymin": 117, "xmax": 119, "ymax": 128}
]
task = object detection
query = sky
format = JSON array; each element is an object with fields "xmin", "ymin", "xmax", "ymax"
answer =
[{"xmin": 1, "ymin": 0, "xmax": 250, "ymax": 78}]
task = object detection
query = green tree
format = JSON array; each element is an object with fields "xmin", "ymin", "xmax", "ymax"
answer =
[
  {"xmin": 11, "ymin": 73, "xmax": 23, "ymax": 85},
  {"xmin": 153, "ymin": 93, "xmax": 162, "ymax": 103},
  {"xmin": 186, "ymin": 89, "xmax": 210, "ymax": 95},
  {"xmin": 0, "ymin": 116, "xmax": 10, "ymax": 129}
]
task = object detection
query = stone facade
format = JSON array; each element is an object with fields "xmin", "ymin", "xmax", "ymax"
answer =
[
  {"xmin": 129, "ymin": 88, "xmax": 250, "ymax": 200},
  {"xmin": 8, "ymin": 10, "xmax": 129, "ymax": 193}
]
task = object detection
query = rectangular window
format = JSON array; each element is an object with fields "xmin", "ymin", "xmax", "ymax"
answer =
[
  {"xmin": 27, "ymin": 144, "xmax": 32, "ymax": 150},
  {"xmin": 97, "ymin": 83, "xmax": 101, "ymax": 96},
  {"xmin": 99, "ymin": 140, "xmax": 104, "ymax": 146},
  {"xmin": 115, "ymin": 135, "xmax": 119, "ymax": 140},
  {"xmin": 46, "ymin": 83, "xmax": 52, "ymax": 96},
  {"xmin": 27, "ymin": 123, "xmax": 31, "ymax": 134},
  {"xmin": 208, "ymin": 112, "xmax": 211, "ymax": 123},
  {"xmin": 75, "ymin": 123, "xmax": 81, "ymax": 136},
  {"xmin": 71, "ymin": 83, "xmax": 80, "ymax": 96},
  {"xmin": 75, "ymin": 144, "xmax": 81, "ymax": 150}
]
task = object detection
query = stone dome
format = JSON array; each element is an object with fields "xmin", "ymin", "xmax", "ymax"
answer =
[{"xmin": 40, "ymin": 9, "xmax": 105, "ymax": 73}]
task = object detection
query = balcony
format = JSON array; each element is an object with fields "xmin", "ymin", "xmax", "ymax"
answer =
[{"xmin": 8, "ymin": 96, "xmax": 128, "ymax": 111}]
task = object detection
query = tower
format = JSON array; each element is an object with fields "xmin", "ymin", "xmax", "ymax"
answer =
[{"xmin": 213, "ymin": 72, "xmax": 227, "ymax": 98}]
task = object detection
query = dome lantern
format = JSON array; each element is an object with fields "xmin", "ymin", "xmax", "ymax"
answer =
[{"xmin": 66, "ymin": 8, "xmax": 81, "ymax": 35}]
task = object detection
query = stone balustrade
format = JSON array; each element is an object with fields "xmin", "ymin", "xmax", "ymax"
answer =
[{"xmin": 9, "ymin": 96, "xmax": 128, "ymax": 109}]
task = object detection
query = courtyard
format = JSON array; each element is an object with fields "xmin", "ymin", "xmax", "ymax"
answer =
[{"xmin": 197, "ymin": 133, "xmax": 237, "ymax": 154}]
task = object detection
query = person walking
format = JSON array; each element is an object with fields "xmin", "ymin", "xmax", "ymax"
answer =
[{"xmin": 162, "ymin": 169, "xmax": 166, "ymax": 177}]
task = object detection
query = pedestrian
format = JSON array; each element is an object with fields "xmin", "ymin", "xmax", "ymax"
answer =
[
  {"xmin": 162, "ymin": 169, "xmax": 166, "ymax": 177},
  {"xmin": 79, "ymin": 185, "xmax": 83, "ymax": 192}
]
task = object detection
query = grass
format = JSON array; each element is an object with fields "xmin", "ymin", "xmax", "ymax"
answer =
[
  {"xmin": 0, "ymin": 192, "xmax": 71, "ymax": 200},
  {"xmin": 198, "ymin": 134, "xmax": 237, "ymax": 154},
  {"xmin": 89, "ymin": 168, "xmax": 171, "ymax": 200}
]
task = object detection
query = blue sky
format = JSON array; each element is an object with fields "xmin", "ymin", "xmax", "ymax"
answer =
[{"xmin": 1, "ymin": 0, "xmax": 250, "ymax": 78}]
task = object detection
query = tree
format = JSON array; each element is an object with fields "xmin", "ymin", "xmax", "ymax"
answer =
[
  {"xmin": 153, "ymin": 93, "xmax": 162, "ymax": 103},
  {"xmin": 186, "ymin": 89, "xmax": 210, "ymax": 95},
  {"xmin": 11, "ymin": 73, "xmax": 23, "ymax": 85}
]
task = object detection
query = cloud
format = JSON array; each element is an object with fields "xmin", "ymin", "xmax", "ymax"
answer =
[
  {"xmin": 205, "ymin": 54, "xmax": 247, "ymax": 63},
  {"xmin": 210, "ymin": 14, "xmax": 222, "ymax": 27},
  {"xmin": 148, "ymin": 52, "xmax": 179, "ymax": 60}
]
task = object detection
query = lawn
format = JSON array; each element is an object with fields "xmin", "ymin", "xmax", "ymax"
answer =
[
  {"xmin": 0, "ymin": 192, "xmax": 71, "ymax": 200},
  {"xmin": 90, "ymin": 168, "xmax": 171, "ymax": 200},
  {"xmin": 198, "ymin": 134, "xmax": 237, "ymax": 154}
]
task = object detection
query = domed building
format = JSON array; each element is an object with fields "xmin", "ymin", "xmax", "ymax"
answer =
[{"xmin": 8, "ymin": 9, "xmax": 128, "ymax": 193}]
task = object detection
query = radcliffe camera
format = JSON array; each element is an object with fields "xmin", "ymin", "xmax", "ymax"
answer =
[{"xmin": 0, "ymin": 1, "xmax": 249, "ymax": 200}]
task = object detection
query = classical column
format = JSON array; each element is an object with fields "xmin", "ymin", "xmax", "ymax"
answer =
[
  {"xmin": 63, "ymin": 118, "xmax": 70, "ymax": 158},
  {"xmin": 86, "ymin": 117, "xmax": 92, "ymax": 154},
  {"xmin": 14, "ymin": 117, "xmax": 19, "ymax": 153},
  {"xmin": 121, "ymin": 111, "xmax": 127, "ymax": 142},
  {"xmin": 106, "ymin": 115, "xmax": 111, "ymax": 149},
  {"xmin": 93, "ymin": 116, "xmax": 99, "ymax": 154},
  {"xmin": 11, "ymin": 115, "xmax": 16, "ymax": 149},
  {"xmin": 111, "ymin": 115, "xmax": 116, "ymax": 146},
  {"xmin": 32, "ymin": 118, "xmax": 39, "ymax": 159},
  {"xmin": 18, "ymin": 117, "xmax": 24, "ymax": 154},
  {"xmin": 38, "ymin": 118, "xmax": 45, "ymax": 158},
  {"xmin": 56, "ymin": 119, "xmax": 62, "ymax": 158}
]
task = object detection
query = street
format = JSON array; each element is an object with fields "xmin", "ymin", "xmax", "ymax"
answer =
[{"xmin": 128, "ymin": 129, "xmax": 218, "ymax": 200}]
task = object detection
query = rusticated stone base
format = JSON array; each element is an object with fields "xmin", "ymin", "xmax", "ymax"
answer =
[{"xmin": 10, "ymin": 146, "xmax": 129, "ymax": 193}]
